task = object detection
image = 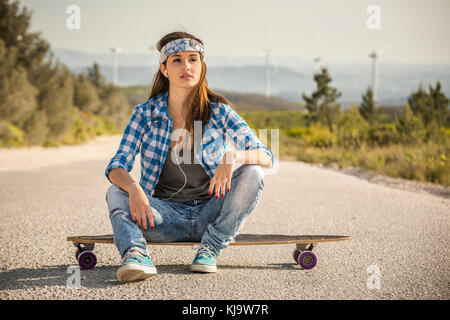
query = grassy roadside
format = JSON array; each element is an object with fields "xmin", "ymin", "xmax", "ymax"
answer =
[{"xmin": 279, "ymin": 133, "xmax": 449, "ymax": 186}]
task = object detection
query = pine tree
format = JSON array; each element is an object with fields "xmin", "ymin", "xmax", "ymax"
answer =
[
  {"xmin": 302, "ymin": 66, "xmax": 342, "ymax": 132},
  {"xmin": 359, "ymin": 87, "xmax": 377, "ymax": 125},
  {"xmin": 74, "ymin": 73, "xmax": 102, "ymax": 113},
  {"xmin": 87, "ymin": 63, "xmax": 106, "ymax": 89},
  {"xmin": 0, "ymin": 0, "xmax": 49, "ymax": 72},
  {"xmin": 407, "ymin": 83, "xmax": 435, "ymax": 126},
  {"xmin": 428, "ymin": 81, "xmax": 449, "ymax": 127}
]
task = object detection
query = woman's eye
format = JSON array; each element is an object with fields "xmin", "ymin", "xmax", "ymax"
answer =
[{"xmin": 173, "ymin": 58, "xmax": 197, "ymax": 62}]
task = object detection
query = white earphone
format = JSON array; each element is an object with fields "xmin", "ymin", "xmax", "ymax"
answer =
[{"xmin": 161, "ymin": 145, "xmax": 187, "ymax": 201}]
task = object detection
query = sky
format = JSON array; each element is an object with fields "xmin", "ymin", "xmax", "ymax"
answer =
[{"xmin": 20, "ymin": 0, "xmax": 450, "ymax": 64}]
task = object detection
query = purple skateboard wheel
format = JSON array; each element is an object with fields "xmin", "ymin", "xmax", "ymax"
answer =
[
  {"xmin": 297, "ymin": 251, "xmax": 317, "ymax": 269},
  {"xmin": 292, "ymin": 249, "xmax": 301, "ymax": 263},
  {"xmin": 78, "ymin": 251, "xmax": 97, "ymax": 270}
]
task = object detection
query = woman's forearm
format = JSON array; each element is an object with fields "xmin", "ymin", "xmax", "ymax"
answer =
[
  {"xmin": 108, "ymin": 168, "xmax": 140, "ymax": 193},
  {"xmin": 234, "ymin": 149, "xmax": 272, "ymax": 168}
]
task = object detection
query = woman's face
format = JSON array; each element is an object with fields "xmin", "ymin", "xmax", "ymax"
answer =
[{"xmin": 161, "ymin": 50, "xmax": 202, "ymax": 89}]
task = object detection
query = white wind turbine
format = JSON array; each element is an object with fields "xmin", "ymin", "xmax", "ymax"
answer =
[
  {"xmin": 107, "ymin": 24, "xmax": 122, "ymax": 86},
  {"xmin": 368, "ymin": 46, "xmax": 388, "ymax": 103},
  {"xmin": 261, "ymin": 31, "xmax": 278, "ymax": 97},
  {"xmin": 110, "ymin": 47, "xmax": 122, "ymax": 85}
]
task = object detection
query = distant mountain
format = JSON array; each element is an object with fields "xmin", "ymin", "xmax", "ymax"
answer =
[
  {"xmin": 53, "ymin": 48, "xmax": 450, "ymax": 109},
  {"xmin": 121, "ymin": 86, "xmax": 305, "ymax": 112}
]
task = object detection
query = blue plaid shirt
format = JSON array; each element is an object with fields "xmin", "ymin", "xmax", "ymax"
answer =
[{"xmin": 105, "ymin": 90, "xmax": 274, "ymax": 196}]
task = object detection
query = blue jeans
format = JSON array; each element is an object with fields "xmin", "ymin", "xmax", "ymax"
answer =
[{"xmin": 105, "ymin": 164, "xmax": 265, "ymax": 259}]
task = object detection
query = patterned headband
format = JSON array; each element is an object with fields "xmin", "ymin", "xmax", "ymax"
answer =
[{"xmin": 159, "ymin": 38, "xmax": 205, "ymax": 64}]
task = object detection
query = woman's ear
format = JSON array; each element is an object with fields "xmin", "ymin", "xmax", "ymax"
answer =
[{"xmin": 160, "ymin": 66, "xmax": 167, "ymax": 77}]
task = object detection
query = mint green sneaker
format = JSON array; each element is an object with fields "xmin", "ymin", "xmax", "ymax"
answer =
[
  {"xmin": 117, "ymin": 250, "xmax": 157, "ymax": 283},
  {"xmin": 190, "ymin": 244, "xmax": 217, "ymax": 273}
]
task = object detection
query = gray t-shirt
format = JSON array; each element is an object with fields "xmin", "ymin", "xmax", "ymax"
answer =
[{"xmin": 153, "ymin": 146, "xmax": 213, "ymax": 202}]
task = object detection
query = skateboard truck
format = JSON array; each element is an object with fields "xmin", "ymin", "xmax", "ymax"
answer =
[
  {"xmin": 73, "ymin": 242, "xmax": 97, "ymax": 270},
  {"xmin": 73, "ymin": 242, "xmax": 95, "ymax": 252},
  {"xmin": 295, "ymin": 243, "xmax": 316, "ymax": 252}
]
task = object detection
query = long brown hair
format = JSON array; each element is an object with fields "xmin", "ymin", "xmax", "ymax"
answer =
[{"xmin": 148, "ymin": 31, "xmax": 234, "ymax": 134}]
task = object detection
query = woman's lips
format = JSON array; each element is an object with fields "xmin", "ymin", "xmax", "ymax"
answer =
[{"xmin": 181, "ymin": 75, "xmax": 192, "ymax": 79}]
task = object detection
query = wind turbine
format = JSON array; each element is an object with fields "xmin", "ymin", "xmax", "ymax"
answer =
[
  {"xmin": 368, "ymin": 50, "xmax": 379, "ymax": 102},
  {"xmin": 368, "ymin": 46, "xmax": 388, "ymax": 103},
  {"xmin": 110, "ymin": 47, "xmax": 122, "ymax": 85},
  {"xmin": 261, "ymin": 31, "xmax": 275, "ymax": 97},
  {"xmin": 262, "ymin": 46, "xmax": 271, "ymax": 97}
]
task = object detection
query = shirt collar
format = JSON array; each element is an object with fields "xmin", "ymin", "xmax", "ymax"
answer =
[{"xmin": 151, "ymin": 90, "xmax": 171, "ymax": 121}]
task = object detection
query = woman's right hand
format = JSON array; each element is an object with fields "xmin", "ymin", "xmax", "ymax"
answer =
[{"xmin": 127, "ymin": 182, "xmax": 155, "ymax": 231}]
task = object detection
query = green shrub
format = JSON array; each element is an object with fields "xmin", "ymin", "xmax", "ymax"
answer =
[
  {"xmin": 394, "ymin": 104, "xmax": 427, "ymax": 145},
  {"xmin": 0, "ymin": 120, "xmax": 24, "ymax": 147},
  {"xmin": 337, "ymin": 107, "xmax": 370, "ymax": 150},
  {"xmin": 23, "ymin": 110, "xmax": 49, "ymax": 146},
  {"xmin": 367, "ymin": 123, "xmax": 398, "ymax": 147},
  {"xmin": 93, "ymin": 116, "xmax": 120, "ymax": 135},
  {"xmin": 286, "ymin": 123, "xmax": 336, "ymax": 148}
]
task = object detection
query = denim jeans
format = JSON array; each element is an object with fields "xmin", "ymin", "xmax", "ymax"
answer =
[{"xmin": 105, "ymin": 164, "xmax": 265, "ymax": 259}]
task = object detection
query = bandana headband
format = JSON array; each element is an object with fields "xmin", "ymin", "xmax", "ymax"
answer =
[{"xmin": 159, "ymin": 38, "xmax": 205, "ymax": 64}]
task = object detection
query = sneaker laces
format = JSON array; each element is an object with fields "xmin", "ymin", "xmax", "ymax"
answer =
[
  {"xmin": 121, "ymin": 251, "xmax": 145, "ymax": 264},
  {"xmin": 192, "ymin": 243, "xmax": 216, "ymax": 259}
]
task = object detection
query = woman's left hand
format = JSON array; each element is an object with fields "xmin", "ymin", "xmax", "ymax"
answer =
[{"xmin": 209, "ymin": 150, "xmax": 235, "ymax": 199}]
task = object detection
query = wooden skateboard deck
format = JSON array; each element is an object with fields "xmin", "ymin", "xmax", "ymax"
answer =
[
  {"xmin": 67, "ymin": 234, "xmax": 351, "ymax": 270},
  {"xmin": 67, "ymin": 234, "xmax": 351, "ymax": 246}
]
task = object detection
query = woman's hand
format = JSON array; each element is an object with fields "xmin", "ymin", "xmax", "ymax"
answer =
[
  {"xmin": 127, "ymin": 182, "xmax": 154, "ymax": 231},
  {"xmin": 209, "ymin": 150, "xmax": 235, "ymax": 199}
]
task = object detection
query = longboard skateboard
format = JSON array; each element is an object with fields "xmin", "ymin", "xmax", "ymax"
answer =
[{"xmin": 67, "ymin": 234, "xmax": 351, "ymax": 270}]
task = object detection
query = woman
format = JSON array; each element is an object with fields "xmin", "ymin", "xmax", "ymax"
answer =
[{"xmin": 105, "ymin": 31, "xmax": 275, "ymax": 283}]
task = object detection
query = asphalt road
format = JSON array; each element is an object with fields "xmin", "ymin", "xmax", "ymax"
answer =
[{"xmin": 0, "ymin": 159, "xmax": 448, "ymax": 300}]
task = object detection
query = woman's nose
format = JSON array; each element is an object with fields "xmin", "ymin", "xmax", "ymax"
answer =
[{"xmin": 182, "ymin": 60, "xmax": 191, "ymax": 70}]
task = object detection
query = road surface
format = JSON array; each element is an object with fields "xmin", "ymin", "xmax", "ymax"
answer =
[{"xmin": 0, "ymin": 136, "xmax": 448, "ymax": 299}]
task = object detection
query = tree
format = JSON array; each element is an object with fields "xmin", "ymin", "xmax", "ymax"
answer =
[
  {"xmin": 74, "ymin": 74, "xmax": 102, "ymax": 113},
  {"xmin": 428, "ymin": 81, "xmax": 449, "ymax": 127},
  {"xmin": 337, "ymin": 104, "xmax": 370, "ymax": 150},
  {"xmin": 408, "ymin": 81, "xmax": 449, "ymax": 127},
  {"xmin": 302, "ymin": 66, "xmax": 342, "ymax": 132},
  {"xmin": 359, "ymin": 87, "xmax": 377, "ymax": 125},
  {"xmin": 0, "ymin": 39, "xmax": 39, "ymax": 128},
  {"xmin": 97, "ymin": 84, "xmax": 131, "ymax": 129},
  {"xmin": 407, "ymin": 83, "xmax": 435, "ymax": 127},
  {"xmin": 33, "ymin": 61, "xmax": 75, "ymax": 140},
  {"xmin": 394, "ymin": 103, "xmax": 427, "ymax": 145},
  {"xmin": 0, "ymin": 0, "xmax": 128, "ymax": 146},
  {"xmin": 87, "ymin": 63, "xmax": 106, "ymax": 89},
  {"xmin": 0, "ymin": 0, "xmax": 50, "ymax": 73}
]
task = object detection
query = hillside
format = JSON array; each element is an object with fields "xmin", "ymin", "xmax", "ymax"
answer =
[{"xmin": 122, "ymin": 86, "xmax": 306, "ymax": 112}]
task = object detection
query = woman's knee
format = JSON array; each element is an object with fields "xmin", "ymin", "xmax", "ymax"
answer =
[
  {"xmin": 240, "ymin": 164, "xmax": 265, "ymax": 187},
  {"xmin": 105, "ymin": 184, "xmax": 130, "ymax": 216}
]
